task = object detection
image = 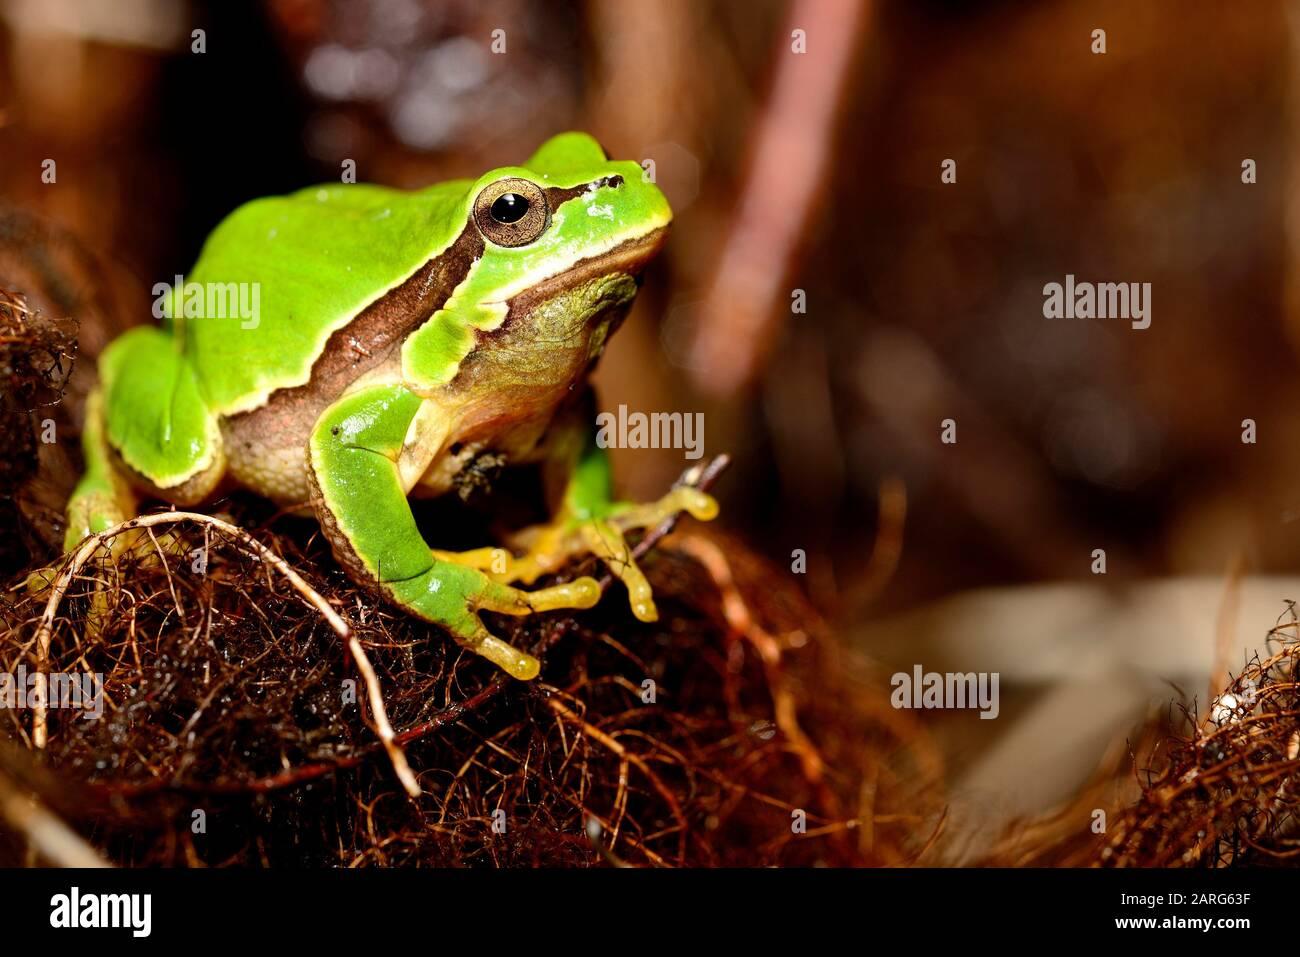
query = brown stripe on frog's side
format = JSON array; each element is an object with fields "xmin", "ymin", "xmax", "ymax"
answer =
[
  {"xmin": 266, "ymin": 222, "xmax": 484, "ymax": 409},
  {"xmin": 223, "ymin": 173, "xmax": 645, "ymax": 506},
  {"xmin": 222, "ymin": 223, "xmax": 484, "ymax": 504},
  {"xmin": 228, "ymin": 175, "xmax": 617, "ymax": 430}
]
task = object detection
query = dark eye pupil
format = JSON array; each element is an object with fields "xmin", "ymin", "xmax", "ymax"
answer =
[{"xmin": 490, "ymin": 193, "xmax": 528, "ymax": 224}]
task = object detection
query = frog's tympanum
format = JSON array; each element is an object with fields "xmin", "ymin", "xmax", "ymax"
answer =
[{"xmin": 64, "ymin": 133, "xmax": 718, "ymax": 680}]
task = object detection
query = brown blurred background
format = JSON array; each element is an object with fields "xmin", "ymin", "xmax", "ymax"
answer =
[{"xmin": 2, "ymin": 0, "xmax": 1298, "ymax": 644}]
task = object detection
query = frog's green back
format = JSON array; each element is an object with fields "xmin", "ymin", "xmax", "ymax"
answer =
[
  {"xmin": 175, "ymin": 132, "xmax": 666, "ymax": 417},
  {"xmin": 178, "ymin": 179, "xmax": 471, "ymax": 415}
]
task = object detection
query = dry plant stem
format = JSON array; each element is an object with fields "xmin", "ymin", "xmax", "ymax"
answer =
[
  {"xmin": 845, "ymin": 476, "xmax": 907, "ymax": 613},
  {"xmin": 673, "ymin": 533, "xmax": 828, "ymax": 788},
  {"xmin": 688, "ymin": 0, "xmax": 873, "ymax": 394},
  {"xmin": 910, "ymin": 805, "xmax": 949, "ymax": 865},
  {"xmin": 0, "ymin": 768, "xmax": 108, "ymax": 867},
  {"xmin": 1207, "ymin": 554, "xmax": 1245, "ymax": 720},
  {"xmin": 101, "ymin": 454, "xmax": 731, "ymax": 798},
  {"xmin": 31, "ymin": 510, "xmax": 420, "ymax": 798}
]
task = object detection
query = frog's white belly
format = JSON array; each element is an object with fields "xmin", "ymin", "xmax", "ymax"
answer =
[{"xmin": 222, "ymin": 419, "xmax": 314, "ymax": 506}]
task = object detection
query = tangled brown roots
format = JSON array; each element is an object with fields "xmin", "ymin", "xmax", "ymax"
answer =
[
  {"xmin": 981, "ymin": 605, "xmax": 1300, "ymax": 868},
  {"xmin": 1095, "ymin": 607, "xmax": 1300, "ymax": 867},
  {"xmin": 0, "ymin": 286, "xmax": 77, "ymax": 573},
  {"xmin": 0, "ymin": 503, "xmax": 943, "ymax": 867}
]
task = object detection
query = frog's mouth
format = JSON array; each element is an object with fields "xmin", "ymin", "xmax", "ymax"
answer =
[
  {"xmin": 498, "ymin": 225, "xmax": 669, "ymax": 321},
  {"xmin": 448, "ymin": 222, "xmax": 670, "ymax": 400},
  {"xmin": 460, "ymin": 224, "xmax": 668, "ymax": 391}
]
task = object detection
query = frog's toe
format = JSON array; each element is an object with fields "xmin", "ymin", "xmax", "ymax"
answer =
[
  {"xmin": 447, "ymin": 576, "xmax": 601, "ymax": 680},
  {"xmin": 430, "ymin": 545, "xmax": 516, "ymax": 576},
  {"xmin": 597, "ymin": 488, "xmax": 720, "ymax": 621},
  {"xmin": 580, "ymin": 520, "xmax": 657, "ymax": 622},
  {"xmin": 64, "ymin": 488, "xmax": 130, "ymax": 553},
  {"xmin": 609, "ymin": 487, "xmax": 719, "ymax": 533},
  {"xmin": 449, "ymin": 615, "xmax": 542, "ymax": 681},
  {"xmin": 473, "ymin": 575, "xmax": 602, "ymax": 616}
]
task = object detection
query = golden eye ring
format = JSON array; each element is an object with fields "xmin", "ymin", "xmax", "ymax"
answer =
[{"xmin": 473, "ymin": 178, "xmax": 549, "ymax": 247}]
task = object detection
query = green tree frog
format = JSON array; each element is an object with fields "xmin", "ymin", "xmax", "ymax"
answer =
[{"xmin": 63, "ymin": 133, "xmax": 717, "ymax": 680}]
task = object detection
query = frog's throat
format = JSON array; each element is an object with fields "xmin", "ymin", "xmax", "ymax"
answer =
[{"xmin": 418, "ymin": 227, "xmax": 665, "ymax": 465}]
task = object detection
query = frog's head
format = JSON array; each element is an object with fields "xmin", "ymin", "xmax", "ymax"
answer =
[
  {"xmin": 471, "ymin": 130, "xmax": 670, "ymax": 253},
  {"xmin": 432, "ymin": 133, "xmax": 672, "ymax": 394}
]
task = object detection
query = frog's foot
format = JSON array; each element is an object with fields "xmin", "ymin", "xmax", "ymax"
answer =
[
  {"xmin": 62, "ymin": 491, "xmax": 129, "ymax": 554},
  {"xmin": 450, "ymin": 573, "xmax": 602, "ymax": 679},
  {"xmin": 386, "ymin": 561, "xmax": 602, "ymax": 679},
  {"xmin": 29, "ymin": 492, "xmax": 126, "ymax": 633},
  {"xmin": 503, "ymin": 488, "xmax": 719, "ymax": 623}
]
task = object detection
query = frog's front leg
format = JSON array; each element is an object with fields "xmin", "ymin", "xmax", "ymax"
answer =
[
  {"xmin": 307, "ymin": 383, "xmax": 600, "ymax": 680},
  {"xmin": 503, "ymin": 427, "xmax": 718, "ymax": 623}
]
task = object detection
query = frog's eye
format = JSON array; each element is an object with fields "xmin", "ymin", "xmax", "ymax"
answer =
[{"xmin": 473, "ymin": 178, "xmax": 549, "ymax": 247}]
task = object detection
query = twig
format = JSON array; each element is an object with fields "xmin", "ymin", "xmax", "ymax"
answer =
[
  {"xmin": 844, "ymin": 475, "xmax": 907, "ymax": 612},
  {"xmin": 688, "ymin": 0, "xmax": 873, "ymax": 394}
]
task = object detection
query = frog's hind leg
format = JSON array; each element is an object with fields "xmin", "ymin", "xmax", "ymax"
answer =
[
  {"xmin": 46, "ymin": 388, "xmax": 138, "ymax": 621},
  {"xmin": 64, "ymin": 388, "xmax": 137, "ymax": 552},
  {"xmin": 63, "ymin": 326, "xmax": 223, "ymax": 576},
  {"xmin": 95, "ymin": 326, "xmax": 226, "ymax": 508},
  {"xmin": 307, "ymin": 383, "xmax": 601, "ymax": 681}
]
